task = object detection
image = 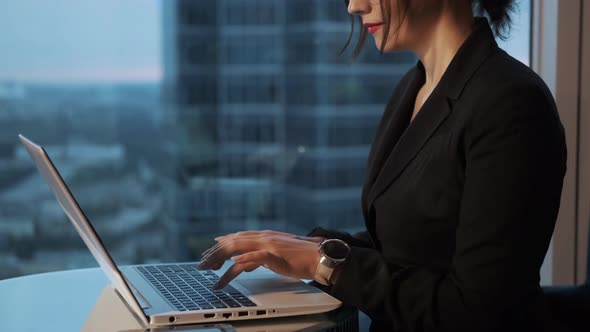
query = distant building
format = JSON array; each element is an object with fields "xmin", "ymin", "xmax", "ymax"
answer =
[
  {"xmin": 162, "ymin": 0, "xmax": 416, "ymax": 260},
  {"xmin": 0, "ymin": 83, "xmax": 168, "ymax": 278}
]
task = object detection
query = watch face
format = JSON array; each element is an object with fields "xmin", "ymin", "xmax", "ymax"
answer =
[{"xmin": 323, "ymin": 240, "xmax": 349, "ymax": 260}]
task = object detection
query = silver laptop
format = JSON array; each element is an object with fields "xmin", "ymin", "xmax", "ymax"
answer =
[{"xmin": 18, "ymin": 134, "xmax": 341, "ymax": 327}]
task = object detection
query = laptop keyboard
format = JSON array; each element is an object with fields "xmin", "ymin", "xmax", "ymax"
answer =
[{"xmin": 136, "ymin": 264, "xmax": 257, "ymax": 311}]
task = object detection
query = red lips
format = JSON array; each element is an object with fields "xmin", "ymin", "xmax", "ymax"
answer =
[{"xmin": 363, "ymin": 22, "xmax": 383, "ymax": 34}]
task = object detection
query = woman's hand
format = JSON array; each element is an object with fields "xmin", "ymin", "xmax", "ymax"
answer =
[
  {"xmin": 212, "ymin": 230, "xmax": 326, "ymax": 245},
  {"xmin": 197, "ymin": 230, "xmax": 323, "ymax": 290}
]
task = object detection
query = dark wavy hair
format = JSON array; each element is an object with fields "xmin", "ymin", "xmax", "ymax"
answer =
[{"xmin": 342, "ymin": 0, "xmax": 518, "ymax": 58}]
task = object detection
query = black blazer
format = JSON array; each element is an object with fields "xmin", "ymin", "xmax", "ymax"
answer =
[{"xmin": 309, "ymin": 18, "xmax": 567, "ymax": 332}]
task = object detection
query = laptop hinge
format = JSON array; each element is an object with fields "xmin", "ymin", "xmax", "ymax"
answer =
[{"xmin": 123, "ymin": 275, "xmax": 152, "ymax": 309}]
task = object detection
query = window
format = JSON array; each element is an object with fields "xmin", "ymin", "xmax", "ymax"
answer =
[
  {"xmin": 0, "ymin": 0, "xmax": 531, "ymax": 280},
  {"xmin": 497, "ymin": 0, "xmax": 531, "ymax": 66}
]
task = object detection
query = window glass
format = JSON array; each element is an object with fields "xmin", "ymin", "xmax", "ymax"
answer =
[
  {"xmin": 497, "ymin": 0, "xmax": 531, "ymax": 65},
  {"xmin": 0, "ymin": 0, "xmax": 530, "ymax": 279}
]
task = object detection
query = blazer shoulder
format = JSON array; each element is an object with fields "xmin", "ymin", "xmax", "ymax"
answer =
[
  {"xmin": 470, "ymin": 49, "xmax": 554, "ymax": 105},
  {"xmin": 463, "ymin": 49, "xmax": 557, "ymax": 120},
  {"xmin": 459, "ymin": 49, "xmax": 566, "ymax": 155}
]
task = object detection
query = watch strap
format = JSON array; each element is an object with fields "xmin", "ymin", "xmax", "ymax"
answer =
[{"xmin": 314, "ymin": 256, "xmax": 335, "ymax": 286}]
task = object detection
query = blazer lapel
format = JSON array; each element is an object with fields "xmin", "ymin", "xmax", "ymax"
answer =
[
  {"xmin": 363, "ymin": 68, "xmax": 423, "ymax": 192},
  {"xmin": 366, "ymin": 91, "xmax": 452, "ymax": 206},
  {"xmin": 365, "ymin": 17, "xmax": 499, "ymax": 209}
]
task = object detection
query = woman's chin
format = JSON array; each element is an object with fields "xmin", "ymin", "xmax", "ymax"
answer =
[
  {"xmin": 372, "ymin": 38, "xmax": 402, "ymax": 53},
  {"xmin": 371, "ymin": 36, "xmax": 383, "ymax": 49},
  {"xmin": 374, "ymin": 36, "xmax": 398, "ymax": 53}
]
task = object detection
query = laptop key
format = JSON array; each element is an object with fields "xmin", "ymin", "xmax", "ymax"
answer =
[
  {"xmin": 222, "ymin": 285, "xmax": 238, "ymax": 292},
  {"xmin": 226, "ymin": 302, "xmax": 242, "ymax": 308},
  {"xmin": 240, "ymin": 300, "xmax": 257, "ymax": 307},
  {"xmin": 180, "ymin": 264, "xmax": 196, "ymax": 270}
]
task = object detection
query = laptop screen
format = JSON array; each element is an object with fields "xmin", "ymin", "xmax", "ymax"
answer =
[{"xmin": 18, "ymin": 134, "xmax": 149, "ymax": 326}]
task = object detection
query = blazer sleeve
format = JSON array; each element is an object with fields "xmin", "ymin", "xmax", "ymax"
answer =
[
  {"xmin": 307, "ymin": 227, "xmax": 374, "ymax": 248},
  {"xmin": 327, "ymin": 85, "xmax": 567, "ymax": 331}
]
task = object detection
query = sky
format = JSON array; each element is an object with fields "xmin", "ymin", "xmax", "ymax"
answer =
[
  {"xmin": 0, "ymin": 0, "xmax": 531, "ymax": 84},
  {"xmin": 0, "ymin": 0, "xmax": 161, "ymax": 83}
]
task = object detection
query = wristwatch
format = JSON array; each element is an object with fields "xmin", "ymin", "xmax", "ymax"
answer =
[{"xmin": 314, "ymin": 239, "xmax": 351, "ymax": 286}]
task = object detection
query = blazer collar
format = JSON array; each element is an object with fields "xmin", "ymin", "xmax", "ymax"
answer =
[
  {"xmin": 434, "ymin": 17, "xmax": 499, "ymax": 101},
  {"xmin": 365, "ymin": 17, "xmax": 499, "ymax": 210}
]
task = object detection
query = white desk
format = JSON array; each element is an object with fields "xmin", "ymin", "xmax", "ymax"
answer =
[{"xmin": 0, "ymin": 268, "xmax": 361, "ymax": 332}]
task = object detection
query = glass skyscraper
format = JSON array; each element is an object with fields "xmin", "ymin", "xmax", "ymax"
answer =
[
  {"xmin": 0, "ymin": 0, "xmax": 530, "ymax": 279},
  {"xmin": 161, "ymin": 0, "xmax": 416, "ymax": 261}
]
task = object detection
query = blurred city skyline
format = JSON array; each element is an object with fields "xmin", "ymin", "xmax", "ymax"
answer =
[
  {"xmin": 0, "ymin": 0, "xmax": 532, "ymax": 280},
  {"xmin": 0, "ymin": 0, "xmax": 530, "ymax": 83}
]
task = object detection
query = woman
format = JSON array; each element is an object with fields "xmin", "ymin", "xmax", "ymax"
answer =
[{"xmin": 198, "ymin": 0, "xmax": 567, "ymax": 331}]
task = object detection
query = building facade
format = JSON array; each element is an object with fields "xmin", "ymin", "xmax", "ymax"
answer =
[{"xmin": 162, "ymin": 0, "xmax": 416, "ymax": 260}]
